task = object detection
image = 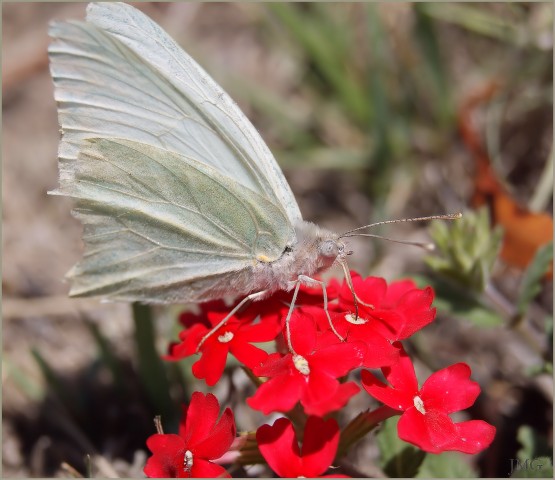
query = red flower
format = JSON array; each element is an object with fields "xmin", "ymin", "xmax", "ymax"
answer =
[
  {"xmin": 311, "ymin": 307, "xmax": 401, "ymax": 368},
  {"xmin": 166, "ymin": 308, "xmax": 279, "ymax": 386},
  {"xmin": 247, "ymin": 309, "xmax": 365, "ymax": 416},
  {"xmin": 256, "ymin": 416, "xmax": 348, "ymax": 478},
  {"xmin": 338, "ymin": 273, "xmax": 436, "ymax": 341},
  {"xmin": 144, "ymin": 392, "xmax": 236, "ymax": 478},
  {"xmin": 361, "ymin": 343, "xmax": 496, "ymax": 454}
]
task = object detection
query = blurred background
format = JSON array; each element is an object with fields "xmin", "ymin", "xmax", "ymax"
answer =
[{"xmin": 2, "ymin": 2, "xmax": 553, "ymax": 477}]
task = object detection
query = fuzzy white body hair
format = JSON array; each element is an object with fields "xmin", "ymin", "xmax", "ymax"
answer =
[{"xmin": 249, "ymin": 221, "xmax": 343, "ymax": 293}]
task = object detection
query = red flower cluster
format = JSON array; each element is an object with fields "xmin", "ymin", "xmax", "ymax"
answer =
[
  {"xmin": 166, "ymin": 273, "xmax": 436, "ymax": 416},
  {"xmin": 144, "ymin": 392, "xmax": 235, "ymax": 478},
  {"xmin": 165, "ymin": 300, "xmax": 280, "ymax": 386},
  {"xmin": 147, "ymin": 272, "xmax": 496, "ymax": 477}
]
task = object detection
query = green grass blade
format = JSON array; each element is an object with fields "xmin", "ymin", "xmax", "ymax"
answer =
[
  {"xmin": 132, "ymin": 303, "xmax": 178, "ymax": 428},
  {"xmin": 84, "ymin": 319, "xmax": 126, "ymax": 395}
]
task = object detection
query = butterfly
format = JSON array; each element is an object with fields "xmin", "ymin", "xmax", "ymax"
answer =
[{"xmin": 49, "ymin": 3, "xmax": 457, "ymax": 350}]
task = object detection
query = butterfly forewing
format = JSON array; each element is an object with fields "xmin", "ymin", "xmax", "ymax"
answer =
[{"xmin": 48, "ymin": 2, "xmax": 301, "ymax": 223}]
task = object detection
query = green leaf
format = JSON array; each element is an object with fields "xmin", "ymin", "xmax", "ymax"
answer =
[
  {"xmin": 377, "ymin": 416, "xmax": 426, "ymax": 477},
  {"xmin": 417, "ymin": 451, "xmax": 477, "ymax": 478},
  {"xmin": 266, "ymin": 3, "xmax": 370, "ymax": 125},
  {"xmin": 517, "ymin": 426, "xmax": 552, "ymax": 462},
  {"xmin": 511, "ymin": 426, "xmax": 553, "ymax": 478},
  {"xmin": 413, "ymin": 4, "xmax": 453, "ymax": 124},
  {"xmin": 32, "ymin": 348, "xmax": 77, "ymax": 410},
  {"xmin": 517, "ymin": 242, "xmax": 553, "ymax": 314},
  {"xmin": 419, "ymin": 3, "xmax": 528, "ymax": 47},
  {"xmin": 3, "ymin": 356, "xmax": 45, "ymax": 402},
  {"xmin": 85, "ymin": 319, "xmax": 126, "ymax": 395}
]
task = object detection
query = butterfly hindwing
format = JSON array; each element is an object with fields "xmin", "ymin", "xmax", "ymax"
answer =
[{"xmin": 57, "ymin": 138, "xmax": 295, "ymax": 303}]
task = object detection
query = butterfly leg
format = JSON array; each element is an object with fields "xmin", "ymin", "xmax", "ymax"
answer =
[
  {"xmin": 337, "ymin": 260, "xmax": 375, "ymax": 321},
  {"xmin": 283, "ymin": 275, "xmax": 344, "ymax": 355},
  {"xmin": 195, "ymin": 289, "xmax": 270, "ymax": 353}
]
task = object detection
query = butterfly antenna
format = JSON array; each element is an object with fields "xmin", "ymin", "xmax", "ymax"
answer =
[
  {"xmin": 339, "ymin": 212, "xmax": 462, "ymax": 242},
  {"xmin": 341, "ymin": 233, "xmax": 436, "ymax": 251}
]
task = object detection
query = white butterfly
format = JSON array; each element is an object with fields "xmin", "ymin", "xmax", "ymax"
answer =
[{"xmin": 49, "ymin": 2, "xmax": 348, "ymax": 313}]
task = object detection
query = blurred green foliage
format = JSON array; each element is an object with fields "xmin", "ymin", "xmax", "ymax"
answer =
[
  {"xmin": 517, "ymin": 242, "xmax": 553, "ymax": 315},
  {"xmin": 411, "ymin": 208, "xmax": 505, "ymax": 328},
  {"xmin": 511, "ymin": 426, "xmax": 553, "ymax": 478},
  {"xmin": 425, "ymin": 207, "xmax": 503, "ymax": 292},
  {"xmin": 225, "ymin": 2, "xmax": 553, "ymax": 209}
]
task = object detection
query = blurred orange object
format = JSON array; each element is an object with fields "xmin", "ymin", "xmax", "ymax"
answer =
[{"xmin": 459, "ymin": 81, "xmax": 553, "ymax": 276}]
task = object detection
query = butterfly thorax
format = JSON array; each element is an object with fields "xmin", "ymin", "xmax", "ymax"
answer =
[{"xmin": 251, "ymin": 221, "xmax": 344, "ymax": 293}]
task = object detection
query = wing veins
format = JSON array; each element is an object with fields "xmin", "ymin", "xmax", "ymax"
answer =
[{"xmin": 93, "ymin": 150, "xmax": 251, "ymax": 249}]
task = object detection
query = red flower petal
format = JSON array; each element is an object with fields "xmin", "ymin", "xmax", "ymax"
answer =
[
  {"xmin": 257, "ymin": 418, "xmax": 303, "ymax": 478},
  {"xmin": 191, "ymin": 458, "xmax": 231, "ymax": 478},
  {"xmin": 398, "ymin": 408, "xmax": 459, "ymax": 454},
  {"xmin": 144, "ymin": 434, "xmax": 186, "ymax": 478},
  {"xmin": 340, "ymin": 274, "xmax": 387, "ymax": 309},
  {"xmin": 310, "ymin": 341, "xmax": 365, "ymax": 377},
  {"xmin": 247, "ymin": 370, "xmax": 304, "ymax": 414},
  {"xmin": 164, "ymin": 324, "xmax": 206, "ymax": 361},
  {"xmin": 420, "ymin": 363, "xmax": 480, "ymax": 413},
  {"xmin": 451, "ymin": 420, "xmax": 496, "ymax": 454},
  {"xmin": 230, "ymin": 341, "xmax": 269, "ymax": 369},
  {"xmin": 303, "ymin": 381, "xmax": 360, "ymax": 416},
  {"xmin": 235, "ymin": 318, "xmax": 280, "ymax": 343},
  {"xmin": 382, "ymin": 343, "xmax": 419, "ymax": 393},
  {"xmin": 361, "ymin": 369, "xmax": 412, "ymax": 411},
  {"xmin": 384, "ymin": 279, "xmax": 418, "ymax": 306},
  {"xmin": 252, "ymin": 352, "xmax": 291, "ymax": 378},
  {"xmin": 288, "ymin": 309, "xmax": 317, "ymax": 355},
  {"xmin": 183, "ymin": 393, "xmax": 221, "ymax": 448},
  {"xmin": 310, "ymin": 308, "xmax": 346, "ymax": 336},
  {"xmin": 353, "ymin": 330, "xmax": 399, "ymax": 368},
  {"xmin": 369, "ymin": 309, "xmax": 405, "ymax": 340},
  {"xmin": 193, "ymin": 407, "xmax": 236, "ymax": 459},
  {"xmin": 191, "ymin": 341, "xmax": 229, "ymax": 386},
  {"xmin": 302, "ymin": 369, "xmax": 340, "ymax": 408},
  {"xmin": 394, "ymin": 287, "xmax": 436, "ymax": 339},
  {"xmin": 301, "ymin": 416, "xmax": 340, "ymax": 477}
]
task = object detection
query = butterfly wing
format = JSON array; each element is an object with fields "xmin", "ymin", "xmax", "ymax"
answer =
[
  {"xmin": 49, "ymin": 2, "xmax": 301, "ymax": 224},
  {"xmin": 59, "ymin": 138, "xmax": 294, "ymax": 303},
  {"xmin": 48, "ymin": 2, "xmax": 303, "ymax": 302}
]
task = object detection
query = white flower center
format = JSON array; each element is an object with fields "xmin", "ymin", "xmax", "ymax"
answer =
[
  {"xmin": 218, "ymin": 331, "xmax": 234, "ymax": 343},
  {"xmin": 184, "ymin": 450, "xmax": 193, "ymax": 472},
  {"xmin": 413, "ymin": 395, "xmax": 426, "ymax": 414},
  {"xmin": 345, "ymin": 313, "xmax": 368, "ymax": 325},
  {"xmin": 293, "ymin": 354, "xmax": 310, "ymax": 375}
]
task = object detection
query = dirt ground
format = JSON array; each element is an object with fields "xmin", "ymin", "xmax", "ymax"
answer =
[{"xmin": 2, "ymin": 2, "xmax": 553, "ymax": 478}]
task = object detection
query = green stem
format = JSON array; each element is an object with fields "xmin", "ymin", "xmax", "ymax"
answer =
[
  {"xmin": 336, "ymin": 405, "xmax": 399, "ymax": 458},
  {"xmin": 132, "ymin": 303, "xmax": 177, "ymax": 428}
]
